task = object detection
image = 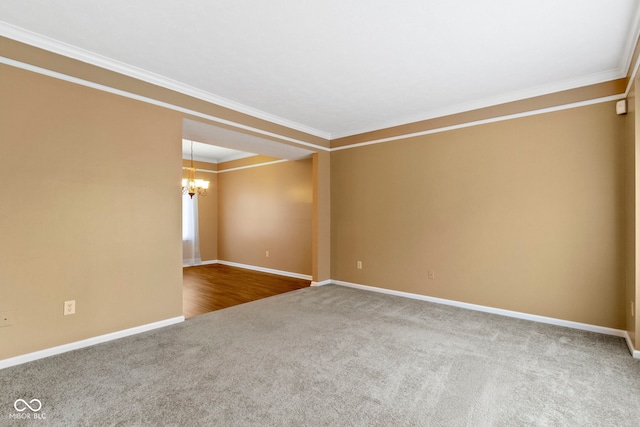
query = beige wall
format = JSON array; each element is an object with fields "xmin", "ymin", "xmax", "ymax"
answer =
[
  {"xmin": 636, "ymin": 84, "xmax": 640, "ymax": 347},
  {"xmin": 218, "ymin": 159, "xmax": 313, "ymax": 275},
  {"xmin": 0, "ymin": 65, "xmax": 183, "ymax": 360},
  {"xmin": 182, "ymin": 160, "xmax": 217, "ymax": 261},
  {"xmin": 632, "ymin": 78, "xmax": 640, "ymax": 347},
  {"xmin": 313, "ymin": 152, "xmax": 331, "ymax": 282},
  {"xmin": 331, "ymin": 101, "xmax": 626, "ymax": 329},
  {"xmin": 182, "ymin": 156, "xmax": 313, "ymax": 272}
]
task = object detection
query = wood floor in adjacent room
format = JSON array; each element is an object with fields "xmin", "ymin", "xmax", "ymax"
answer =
[{"xmin": 182, "ymin": 263, "xmax": 311, "ymax": 319}]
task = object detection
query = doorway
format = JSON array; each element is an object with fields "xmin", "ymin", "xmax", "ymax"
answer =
[{"xmin": 181, "ymin": 120, "xmax": 316, "ymax": 318}]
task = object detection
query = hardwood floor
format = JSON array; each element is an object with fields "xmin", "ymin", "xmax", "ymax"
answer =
[{"xmin": 182, "ymin": 263, "xmax": 311, "ymax": 319}]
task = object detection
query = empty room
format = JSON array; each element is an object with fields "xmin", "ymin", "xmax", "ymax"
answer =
[{"xmin": 1, "ymin": 1, "xmax": 640, "ymax": 425}]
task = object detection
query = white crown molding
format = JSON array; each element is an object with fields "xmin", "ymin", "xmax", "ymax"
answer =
[
  {"xmin": 625, "ymin": 34, "xmax": 640, "ymax": 97},
  {"xmin": 329, "ymin": 68, "xmax": 625, "ymax": 140},
  {"xmin": 619, "ymin": 1, "xmax": 640, "ymax": 80},
  {"xmin": 190, "ymin": 167, "xmax": 217, "ymax": 175},
  {"xmin": 216, "ymin": 159, "xmax": 290, "ymax": 174},
  {"xmin": 0, "ymin": 316, "xmax": 184, "ymax": 370},
  {"xmin": 184, "ymin": 166, "xmax": 216, "ymax": 172},
  {"xmin": 331, "ymin": 280, "xmax": 632, "ymax": 342},
  {"xmin": 183, "ymin": 159, "xmax": 291, "ymax": 175},
  {"xmin": 332, "ymin": 94, "xmax": 626, "ymax": 152},
  {"xmin": 627, "ymin": 57, "xmax": 640, "ymax": 97},
  {"xmin": 0, "ymin": 21, "xmax": 331, "ymax": 141}
]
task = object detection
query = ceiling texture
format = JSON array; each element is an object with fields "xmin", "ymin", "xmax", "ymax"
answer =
[{"xmin": 1, "ymin": 0, "xmax": 639, "ymax": 143}]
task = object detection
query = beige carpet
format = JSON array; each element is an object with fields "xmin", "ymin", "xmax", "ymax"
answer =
[{"xmin": 1, "ymin": 285, "xmax": 639, "ymax": 426}]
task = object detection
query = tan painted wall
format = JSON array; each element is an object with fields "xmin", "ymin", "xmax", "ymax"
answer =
[
  {"xmin": 313, "ymin": 152, "xmax": 331, "ymax": 282},
  {"xmin": 218, "ymin": 159, "xmax": 313, "ymax": 275},
  {"xmin": 182, "ymin": 160, "xmax": 217, "ymax": 261},
  {"xmin": 626, "ymin": 79, "xmax": 637, "ymax": 347},
  {"xmin": 0, "ymin": 65, "xmax": 183, "ymax": 360},
  {"xmin": 331, "ymin": 101, "xmax": 626, "ymax": 329},
  {"xmin": 636, "ymin": 84, "xmax": 640, "ymax": 348}
]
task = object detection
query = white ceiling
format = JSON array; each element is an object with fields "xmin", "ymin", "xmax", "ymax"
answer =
[{"xmin": 1, "ymin": 1, "xmax": 639, "ymax": 139}]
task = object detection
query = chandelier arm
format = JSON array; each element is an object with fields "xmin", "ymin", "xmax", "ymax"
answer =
[{"xmin": 181, "ymin": 140, "xmax": 209, "ymax": 197}]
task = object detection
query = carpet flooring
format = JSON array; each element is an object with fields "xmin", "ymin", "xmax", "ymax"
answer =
[{"xmin": 1, "ymin": 285, "xmax": 639, "ymax": 426}]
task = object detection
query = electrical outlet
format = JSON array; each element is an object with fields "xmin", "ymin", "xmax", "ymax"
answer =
[
  {"xmin": 357, "ymin": 261, "xmax": 363, "ymax": 269},
  {"xmin": 632, "ymin": 301, "xmax": 635, "ymax": 317},
  {"xmin": 428, "ymin": 270, "xmax": 435, "ymax": 279},
  {"xmin": 64, "ymin": 300, "xmax": 76, "ymax": 316},
  {"xmin": 0, "ymin": 311, "xmax": 13, "ymax": 327},
  {"xmin": 266, "ymin": 250, "xmax": 270, "ymax": 258}
]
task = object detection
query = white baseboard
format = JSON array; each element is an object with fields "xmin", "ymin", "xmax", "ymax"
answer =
[
  {"xmin": 624, "ymin": 333, "xmax": 640, "ymax": 359},
  {"xmin": 0, "ymin": 316, "xmax": 184, "ymax": 370},
  {"xmin": 187, "ymin": 259, "xmax": 313, "ymax": 282},
  {"xmin": 331, "ymin": 280, "xmax": 639, "ymax": 358},
  {"xmin": 216, "ymin": 260, "xmax": 312, "ymax": 281},
  {"xmin": 311, "ymin": 280, "xmax": 332, "ymax": 286},
  {"xmin": 183, "ymin": 260, "xmax": 217, "ymax": 267}
]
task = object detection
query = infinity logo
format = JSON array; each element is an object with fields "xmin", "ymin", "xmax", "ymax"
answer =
[{"xmin": 14, "ymin": 399, "xmax": 42, "ymax": 412}]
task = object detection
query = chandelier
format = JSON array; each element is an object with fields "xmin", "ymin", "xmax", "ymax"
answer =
[{"xmin": 182, "ymin": 140, "xmax": 209, "ymax": 198}]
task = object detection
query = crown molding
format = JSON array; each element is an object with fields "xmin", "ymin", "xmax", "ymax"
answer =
[
  {"xmin": 331, "ymin": 94, "xmax": 625, "ymax": 152},
  {"xmin": 626, "ymin": 53, "xmax": 640, "ymax": 97},
  {"xmin": 625, "ymin": 10, "xmax": 640, "ymax": 96},
  {"xmin": 0, "ymin": 21, "xmax": 331, "ymax": 141},
  {"xmin": 329, "ymin": 68, "xmax": 625, "ymax": 140},
  {"xmin": 186, "ymin": 159, "xmax": 292, "ymax": 174},
  {"xmin": 619, "ymin": 1, "xmax": 640, "ymax": 79}
]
